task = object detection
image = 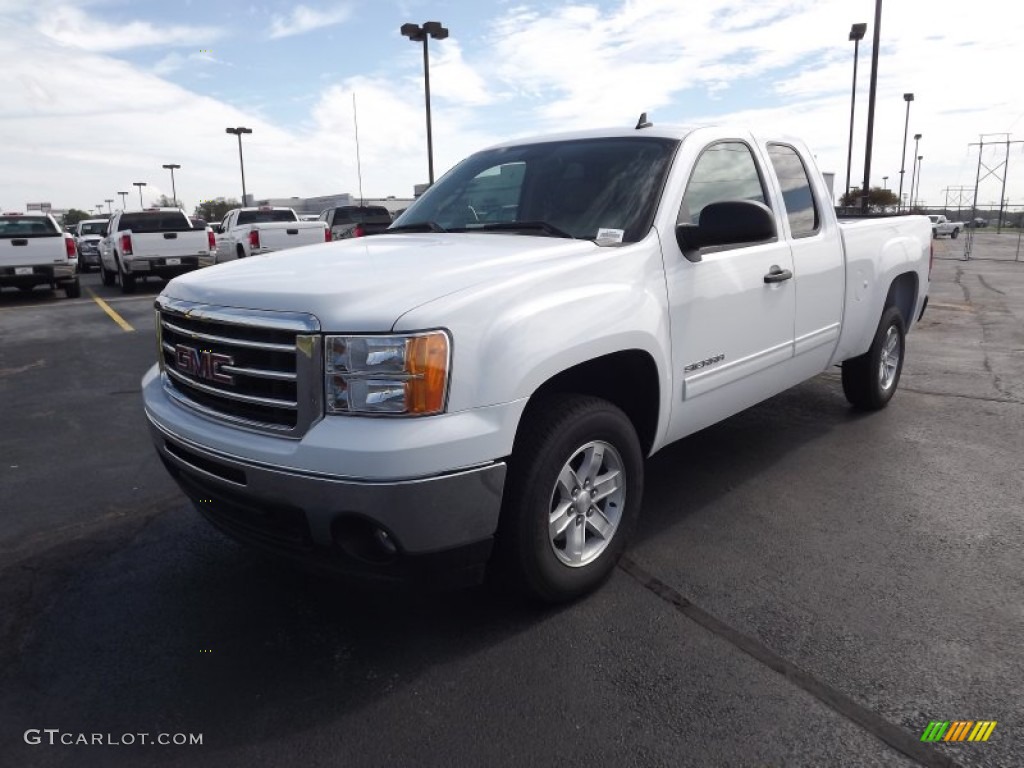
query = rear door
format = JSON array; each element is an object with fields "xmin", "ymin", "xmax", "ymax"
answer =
[
  {"xmin": 662, "ymin": 138, "xmax": 797, "ymax": 440},
  {"xmin": 763, "ymin": 142, "xmax": 843, "ymax": 376}
]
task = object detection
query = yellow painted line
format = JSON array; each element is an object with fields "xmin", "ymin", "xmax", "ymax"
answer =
[{"xmin": 87, "ymin": 288, "xmax": 135, "ymax": 332}]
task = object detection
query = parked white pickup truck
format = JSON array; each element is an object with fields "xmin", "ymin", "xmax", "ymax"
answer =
[
  {"xmin": 928, "ymin": 215, "xmax": 964, "ymax": 239},
  {"xmin": 0, "ymin": 212, "xmax": 79, "ymax": 297},
  {"xmin": 213, "ymin": 206, "xmax": 329, "ymax": 262},
  {"xmin": 143, "ymin": 124, "xmax": 931, "ymax": 602},
  {"xmin": 99, "ymin": 208, "xmax": 214, "ymax": 294}
]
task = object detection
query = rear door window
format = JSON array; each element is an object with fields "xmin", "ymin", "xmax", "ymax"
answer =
[
  {"xmin": 117, "ymin": 212, "xmax": 191, "ymax": 233},
  {"xmin": 0, "ymin": 216, "xmax": 60, "ymax": 238},
  {"xmin": 767, "ymin": 144, "xmax": 819, "ymax": 237}
]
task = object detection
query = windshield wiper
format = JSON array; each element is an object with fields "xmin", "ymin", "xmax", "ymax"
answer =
[
  {"xmin": 388, "ymin": 221, "xmax": 448, "ymax": 233},
  {"xmin": 473, "ymin": 221, "xmax": 576, "ymax": 239}
]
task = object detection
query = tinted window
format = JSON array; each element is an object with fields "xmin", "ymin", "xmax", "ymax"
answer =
[
  {"xmin": 0, "ymin": 216, "xmax": 59, "ymax": 238},
  {"xmin": 79, "ymin": 221, "xmax": 107, "ymax": 236},
  {"xmin": 330, "ymin": 207, "xmax": 392, "ymax": 225},
  {"xmin": 117, "ymin": 212, "xmax": 191, "ymax": 233},
  {"xmin": 678, "ymin": 141, "xmax": 768, "ymax": 225},
  {"xmin": 395, "ymin": 137, "xmax": 678, "ymax": 242},
  {"xmin": 236, "ymin": 209, "xmax": 298, "ymax": 225},
  {"xmin": 768, "ymin": 144, "xmax": 819, "ymax": 236}
]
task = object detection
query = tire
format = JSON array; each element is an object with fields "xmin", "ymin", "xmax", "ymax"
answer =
[
  {"xmin": 931, "ymin": 229, "xmax": 937, "ymax": 239},
  {"xmin": 100, "ymin": 263, "xmax": 116, "ymax": 286},
  {"xmin": 117, "ymin": 258, "xmax": 136, "ymax": 294},
  {"xmin": 841, "ymin": 306, "xmax": 906, "ymax": 411},
  {"xmin": 951, "ymin": 228, "xmax": 959, "ymax": 239},
  {"xmin": 64, "ymin": 279, "xmax": 81, "ymax": 299},
  {"xmin": 494, "ymin": 395, "xmax": 644, "ymax": 603},
  {"xmin": 18, "ymin": 285, "xmax": 34, "ymax": 294},
  {"xmin": 237, "ymin": 245, "xmax": 246, "ymax": 260}
]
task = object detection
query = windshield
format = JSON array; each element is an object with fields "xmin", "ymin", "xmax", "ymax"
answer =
[
  {"xmin": 79, "ymin": 222, "xmax": 106, "ymax": 235},
  {"xmin": 237, "ymin": 209, "xmax": 298, "ymax": 225},
  {"xmin": 392, "ymin": 137, "xmax": 678, "ymax": 243}
]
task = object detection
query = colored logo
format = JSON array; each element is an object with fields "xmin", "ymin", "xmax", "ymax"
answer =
[{"xmin": 920, "ymin": 721, "xmax": 997, "ymax": 742}]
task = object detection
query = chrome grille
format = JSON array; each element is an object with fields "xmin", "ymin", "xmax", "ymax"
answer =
[{"xmin": 156, "ymin": 297, "xmax": 322, "ymax": 437}]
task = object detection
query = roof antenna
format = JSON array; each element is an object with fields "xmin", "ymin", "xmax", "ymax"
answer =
[
  {"xmin": 635, "ymin": 112, "xmax": 652, "ymax": 130},
  {"xmin": 353, "ymin": 92, "xmax": 364, "ymax": 205}
]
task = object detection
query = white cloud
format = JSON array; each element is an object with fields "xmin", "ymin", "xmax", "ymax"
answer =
[
  {"xmin": 37, "ymin": 5, "xmax": 220, "ymax": 52},
  {"xmin": 153, "ymin": 50, "xmax": 224, "ymax": 76},
  {"xmin": 268, "ymin": 4, "xmax": 351, "ymax": 39}
]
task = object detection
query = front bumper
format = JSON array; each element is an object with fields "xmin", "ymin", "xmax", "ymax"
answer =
[{"xmin": 147, "ymin": 414, "xmax": 506, "ymax": 583}]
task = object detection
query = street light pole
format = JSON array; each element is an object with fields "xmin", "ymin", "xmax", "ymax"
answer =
[
  {"xmin": 912, "ymin": 155, "xmax": 923, "ymax": 210},
  {"xmin": 133, "ymin": 182, "xmax": 147, "ymax": 209},
  {"xmin": 845, "ymin": 23, "xmax": 867, "ymax": 204},
  {"xmin": 162, "ymin": 163, "xmax": 181, "ymax": 207},
  {"xmin": 401, "ymin": 21, "xmax": 449, "ymax": 185},
  {"xmin": 897, "ymin": 93, "xmax": 914, "ymax": 212},
  {"xmin": 909, "ymin": 134, "xmax": 921, "ymax": 210},
  {"xmin": 859, "ymin": 0, "xmax": 883, "ymax": 213},
  {"xmin": 883, "ymin": 176, "xmax": 888, "ymax": 190},
  {"xmin": 225, "ymin": 127, "xmax": 252, "ymax": 204},
  {"xmin": 117, "ymin": 191, "xmax": 128, "ymax": 211},
  {"xmin": 105, "ymin": 199, "xmax": 113, "ymax": 214}
]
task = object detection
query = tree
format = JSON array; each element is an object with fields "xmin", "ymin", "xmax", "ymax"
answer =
[
  {"xmin": 62, "ymin": 208, "xmax": 92, "ymax": 227},
  {"xmin": 193, "ymin": 197, "xmax": 240, "ymax": 223},
  {"xmin": 155, "ymin": 194, "xmax": 177, "ymax": 208},
  {"xmin": 840, "ymin": 187, "xmax": 900, "ymax": 212}
]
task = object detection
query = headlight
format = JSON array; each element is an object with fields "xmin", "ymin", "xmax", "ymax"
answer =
[{"xmin": 324, "ymin": 331, "xmax": 450, "ymax": 416}]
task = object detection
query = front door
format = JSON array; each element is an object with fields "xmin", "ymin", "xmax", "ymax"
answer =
[{"xmin": 663, "ymin": 139, "xmax": 797, "ymax": 441}]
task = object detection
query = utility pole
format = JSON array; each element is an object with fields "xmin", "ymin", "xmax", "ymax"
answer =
[{"xmin": 967, "ymin": 134, "xmax": 1024, "ymax": 230}]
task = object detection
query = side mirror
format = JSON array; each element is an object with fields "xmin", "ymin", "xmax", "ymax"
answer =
[{"xmin": 676, "ymin": 200, "xmax": 777, "ymax": 262}]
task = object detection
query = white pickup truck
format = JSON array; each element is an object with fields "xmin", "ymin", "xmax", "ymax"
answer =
[
  {"xmin": 928, "ymin": 215, "xmax": 965, "ymax": 239},
  {"xmin": 213, "ymin": 206, "xmax": 329, "ymax": 262},
  {"xmin": 143, "ymin": 124, "xmax": 931, "ymax": 602},
  {"xmin": 0, "ymin": 212, "xmax": 80, "ymax": 298},
  {"xmin": 99, "ymin": 208, "xmax": 214, "ymax": 294}
]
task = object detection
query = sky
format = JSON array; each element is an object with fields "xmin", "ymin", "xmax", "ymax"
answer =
[{"xmin": 2, "ymin": 0, "xmax": 1024, "ymax": 216}]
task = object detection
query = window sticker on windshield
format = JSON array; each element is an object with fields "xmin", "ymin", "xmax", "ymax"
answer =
[{"xmin": 595, "ymin": 228, "xmax": 625, "ymax": 245}]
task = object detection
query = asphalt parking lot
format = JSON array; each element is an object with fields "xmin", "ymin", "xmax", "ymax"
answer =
[{"xmin": 1, "ymin": 234, "xmax": 1022, "ymax": 768}]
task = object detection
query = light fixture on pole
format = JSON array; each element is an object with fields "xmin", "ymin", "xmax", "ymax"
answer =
[
  {"xmin": 133, "ymin": 182, "xmax": 147, "ymax": 209},
  {"xmin": 162, "ymin": 164, "xmax": 181, "ymax": 207},
  {"xmin": 225, "ymin": 127, "xmax": 252, "ymax": 204},
  {"xmin": 105, "ymin": 199, "xmax": 113, "ymax": 214},
  {"xmin": 400, "ymin": 20, "xmax": 448, "ymax": 185},
  {"xmin": 845, "ymin": 22, "xmax": 867, "ymax": 203},
  {"xmin": 96, "ymin": 204, "xmax": 104, "ymax": 215},
  {"xmin": 897, "ymin": 92, "xmax": 914, "ymax": 212},
  {"xmin": 117, "ymin": 191, "xmax": 128, "ymax": 211}
]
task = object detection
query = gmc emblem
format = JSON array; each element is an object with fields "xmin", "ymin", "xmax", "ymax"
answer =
[{"xmin": 175, "ymin": 344, "xmax": 234, "ymax": 385}]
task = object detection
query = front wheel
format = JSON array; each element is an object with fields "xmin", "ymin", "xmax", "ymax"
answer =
[
  {"xmin": 494, "ymin": 395, "xmax": 644, "ymax": 603},
  {"xmin": 841, "ymin": 306, "xmax": 906, "ymax": 410}
]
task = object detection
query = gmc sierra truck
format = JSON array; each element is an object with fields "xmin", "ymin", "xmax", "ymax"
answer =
[
  {"xmin": 213, "ymin": 206, "xmax": 329, "ymax": 262},
  {"xmin": 99, "ymin": 208, "xmax": 214, "ymax": 294},
  {"xmin": 0, "ymin": 212, "xmax": 79, "ymax": 298},
  {"xmin": 143, "ymin": 124, "xmax": 932, "ymax": 602},
  {"xmin": 74, "ymin": 218, "xmax": 108, "ymax": 272}
]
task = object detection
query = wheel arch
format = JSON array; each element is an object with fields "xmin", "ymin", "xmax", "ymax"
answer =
[
  {"xmin": 512, "ymin": 349, "xmax": 661, "ymax": 458},
  {"xmin": 884, "ymin": 271, "xmax": 919, "ymax": 329}
]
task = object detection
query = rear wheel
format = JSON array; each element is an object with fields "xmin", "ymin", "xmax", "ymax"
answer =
[
  {"xmin": 494, "ymin": 395, "xmax": 644, "ymax": 603},
  {"xmin": 100, "ymin": 263, "xmax": 116, "ymax": 286},
  {"xmin": 64, "ymin": 279, "xmax": 81, "ymax": 299},
  {"xmin": 237, "ymin": 245, "xmax": 246, "ymax": 260},
  {"xmin": 951, "ymin": 228, "xmax": 960, "ymax": 239},
  {"xmin": 842, "ymin": 306, "xmax": 906, "ymax": 410}
]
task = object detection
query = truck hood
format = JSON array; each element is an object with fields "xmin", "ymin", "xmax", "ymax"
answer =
[{"xmin": 163, "ymin": 233, "xmax": 601, "ymax": 331}]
